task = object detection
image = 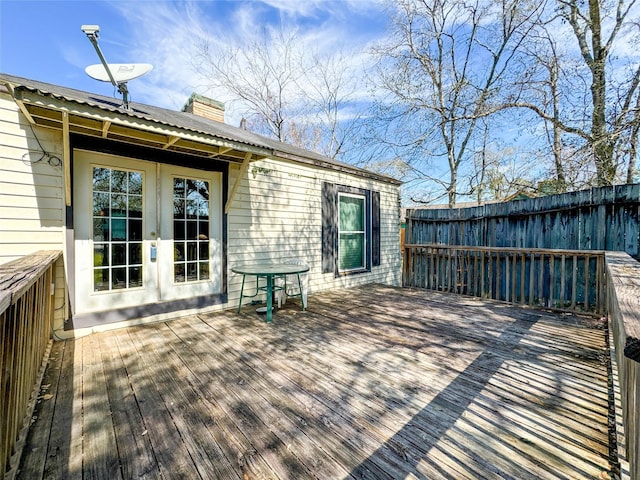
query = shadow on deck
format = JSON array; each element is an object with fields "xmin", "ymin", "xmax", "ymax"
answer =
[{"xmin": 18, "ymin": 285, "xmax": 613, "ymax": 479}]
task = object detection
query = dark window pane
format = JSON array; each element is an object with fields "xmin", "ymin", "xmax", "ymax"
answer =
[
  {"xmin": 174, "ymin": 263, "xmax": 185, "ymax": 283},
  {"xmin": 193, "ymin": 180, "xmax": 208, "ymax": 198},
  {"xmin": 93, "ymin": 193, "xmax": 109, "ymax": 216},
  {"xmin": 129, "ymin": 267, "xmax": 143, "ymax": 288},
  {"xmin": 93, "ymin": 218, "xmax": 108, "ymax": 241},
  {"xmin": 198, "ymin": 201, "xmax": 209, "ymax": 219},
  {"xmin": 129, "ymin": 172, "xmax": 143, "ymax": 194},
  {"xmin": 186, "ymin": 199, "xmax": 198, "ymax": 218},
  {"xmin": 186, "ymin": 221, "xmax": 198, "ymax": 240},
  {"xmin": 174, "ymin": 221, "xmax": 185, "ymax": 240},
  {"xmin": 198, "ymin": 221, "xmax": 209, "ymax": 239},
  {"xmin": 173, "ymin": 198, "xmax": 185, "ymax": 218},
  {"xmin": 111, "ymin": 219, "xmax": 126, "ymax": 241},
  {"xmin": 129, "ymin": 219, "xmax": 142, "ymax": 241},
  {"xmin": 111, "ymin": 170, "xmax": 128, "ymax": 193},
  {"xmin": 112, "ymin": 243, "xmax": 127, "ymax": 266},
  {"xmin": 187, "ymin": 242, "xmax": 197, "ymax": 261},
  {"xmin": 198, "ymin": 241, "xmax": 209, "ymax": 260},
  {"xmin": 186, "ymin": 179, "xmax": 200, "ymax": 199},
  {"xmin": 94, "ymin": 269, "xmax": 109, "ymax": 291},
  {"xmin": 93, "ymin": 167, "xmax": 110, "ymax": 192},
  {"xmin": 112, "ymin": 268, "xmax": 127, "ymax": 289},
  {"xmin": 129, "ymin": 243, "xmax": 142, "ymax": 265},
  {"xmin": 186, "ymin": 262, "xmax": 198, "ymax": 282},
  {"xmin": 174, "ymin": 178, "xmax": 185, "ymax": 199},
  {"xmin": 129, "ymin": 196, "xmax": 142, "ymax": 218},
  {"xmin": 94, "ymin": 244, "xmax": 109, "ymax": 267},
  {"xmin": 174, "ymin": 242, "xmax": 185, "ymax": 261},
  {"xmin": 199, "ymin": 262, "xmax": 209, "ymax": 280}
]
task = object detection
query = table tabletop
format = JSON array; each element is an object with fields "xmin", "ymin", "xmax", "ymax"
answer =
[{"xmin": 231, "ymin": 263, "xmax": 309, "ymax": 276}]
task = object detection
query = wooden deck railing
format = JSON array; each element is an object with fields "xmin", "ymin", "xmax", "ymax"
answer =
[
  {"xmin": 403, "ymin": 244, "xmax": 606, "ymax": 314},
  {"xmin": 606, "ymin": 252, "xmax": 640, "ymax": 480},
  {"xmin": 0, "ymin": 251, "xmax": 61, "ymax": 480}
]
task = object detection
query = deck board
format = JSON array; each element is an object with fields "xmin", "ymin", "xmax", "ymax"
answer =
[{"xmin": 17, "ymin": 285, "xmax": 613, "ymax": 479}]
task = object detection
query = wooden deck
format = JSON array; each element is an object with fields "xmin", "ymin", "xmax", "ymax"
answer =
[{"xmin": 17, "ymin": 285, "xmax": 613, "ymax": 479}]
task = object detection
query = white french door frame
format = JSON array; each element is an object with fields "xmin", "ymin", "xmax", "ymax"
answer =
[{"xmin": 72, "ymin": 150, "xmax": 222, "ymax": 317}]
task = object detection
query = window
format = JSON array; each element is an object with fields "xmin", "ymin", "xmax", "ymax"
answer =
[
  {"xmin": 338, "ymin": 193, "xmax": 366, "ymax": 271},
  {"xmin": 92, "ymin": 166, "xmax": 143, "ymax": 291},
  {"xmin": 173, "ymin": 177, "xmax": 210, "ymax": 283},
  {"xmin": 322, "ymin": 183, "xmax": 380, "ymax": 276}
]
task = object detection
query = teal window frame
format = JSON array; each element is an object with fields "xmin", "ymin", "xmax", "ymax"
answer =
[{"xmin": 338, "ymin": 192, "xmax": 366, "ymax": 272}]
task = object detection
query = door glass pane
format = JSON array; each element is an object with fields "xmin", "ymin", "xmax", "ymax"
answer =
[
  {"xmin": 129, "ymin": 172, "xmax": 143, "ymax": 194},
  {"xmin": 93, "ymin": 168, "xmax": 110, "ymax": 192},
  {"xmin": 93, "ymin": 193, "xmax": 109, "ymax": 217},
  {"xmin": 173, "ymin": 176, "xmax": 210, "ymax": 283},
  {"xmin": 129, "ymin": 196, "xmax": 142, "ymax": 217},
  {"xmin": 93, "ymin": 218, "xmax": 108, "ymax": 241},
  {"xmin": 92, "ymin": 166, "xmax": 144, "ymax": 291},
  {"xmin": 129, "ymin": 243, "xmax": 142, "ymax": 265},
  {"xmin": 129, "ymin": 219, "xmax": 142, "ymax": 241}
]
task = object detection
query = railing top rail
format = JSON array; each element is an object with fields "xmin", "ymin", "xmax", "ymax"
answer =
[
  {"xmin": 0, "ymin": 250, "xmax": 62, "ymax": 313},
  {"xmin": 606, "ymin": 251, "xmax": 640, "ymax": 362},
  {"xmin": 404, "ymin": 244, "xmax": 607, "ymax": 256}
]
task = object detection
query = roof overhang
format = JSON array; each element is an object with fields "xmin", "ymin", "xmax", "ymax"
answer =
[
  {"xmin": 1, "ymin": 77, "xmax": 402, "ymax": 186},
  {"xmin": 10, "ymin": 86, "xmax": 270, "ymax": 164}
]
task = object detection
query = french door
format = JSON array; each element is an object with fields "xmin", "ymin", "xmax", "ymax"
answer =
[{"xmin": 73, "ymin": 150, "xmax": 222, "ymax": 315}]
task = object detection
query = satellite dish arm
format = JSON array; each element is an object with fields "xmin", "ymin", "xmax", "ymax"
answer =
[
  {"xmin": 84, "ymin": 33, "xmax": 119, "ymax": 89},
  {"xmin": 81, "ymin": 25, "xmax": 131, "ymax": 109}
]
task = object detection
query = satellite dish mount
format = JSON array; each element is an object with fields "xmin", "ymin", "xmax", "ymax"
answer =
[{"xmin": 81, "ymin": 25, "xmax": 152, "ymax": 110}]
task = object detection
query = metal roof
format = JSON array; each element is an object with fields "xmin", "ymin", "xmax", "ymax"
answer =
[{"xmin": 0, "ymin": 73, "xmax": 401, "ymax": 185}]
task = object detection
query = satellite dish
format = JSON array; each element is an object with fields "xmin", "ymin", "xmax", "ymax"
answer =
[
  {"xmin": 85, "ymin": 63, "xmax": 153, "ymax": 83},
  {"xmin": 80, "ymin": 24, "xmax": 152, "ymax": 110}
]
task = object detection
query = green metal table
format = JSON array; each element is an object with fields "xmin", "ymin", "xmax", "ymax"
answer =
[{"xmin": 232, "ymin": 263, "xmax": 309, "ymax": 323}]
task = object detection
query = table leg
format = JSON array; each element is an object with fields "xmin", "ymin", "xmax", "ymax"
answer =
[
  {"xmin": 296, "ymin": 273, "xmax": 306, "ymax": 310},
  {"xmin": 237, "ymin": 274, "xmax": 246, "ymax": 313},
  {"xmin": 266, "ymin": 274, "xmax": 273, "ymax": 323}
]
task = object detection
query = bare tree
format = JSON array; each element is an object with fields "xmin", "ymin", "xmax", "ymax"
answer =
[
  {"xmin": 560, "ymin": 0, "xmax": 640, "ymax": 185},
  {"xmin": 370, "ymin": 0, "xmax": 544, "ymax": 206},
  {"xmin": 512, "ymin": 0, "xmax": 640, "ymax": 186},
  {"xmin": 193, "ymin": 28, "xmax": 361, "ymax": 159}
]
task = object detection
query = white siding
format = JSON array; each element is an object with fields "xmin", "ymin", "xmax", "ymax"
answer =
[
  {"xmin": 226, "ymin": 157, "xmax": 402, "ymax": 305},
  {"xmin": 0, "ymin": 90, "xmax": 401, "ymax": 325},
  {"xmin": 0, "ymin": 93, "xmax": 65, "ymax": 264}
]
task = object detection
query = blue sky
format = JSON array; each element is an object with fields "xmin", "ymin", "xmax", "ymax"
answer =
[
  {"xmin": 2, "ymin": 0, "xmax": 638, "ymax": 204},
  {"xmin": 0, "ymin": 0, "xmax": 387, "ymax": 114}
]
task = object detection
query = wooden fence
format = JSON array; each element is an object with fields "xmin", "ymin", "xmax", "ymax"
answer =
[
  {"xmin": 405, "ymin": 184, "xmax": 640, "ymax": 258},
  {"xmin": 403, "ymin": 244, "xmax": 606, "ymax": 314},
  {"xmin": 0, "ymin": 251, "xmax": 61, "ymax": 480},
  {"xmin": 606, "ymin": 252, "xmax": 640, "ymax": 480}
]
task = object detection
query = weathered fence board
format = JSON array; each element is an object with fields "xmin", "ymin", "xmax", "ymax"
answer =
[{"xmin": 406, "ymin": 184, "xmax": 640, "ymax": 257}]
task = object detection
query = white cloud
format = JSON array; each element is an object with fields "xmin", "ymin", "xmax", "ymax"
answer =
[{"xmin": 102, "ymin": 0, "xmax": 386, "ymax": 118}]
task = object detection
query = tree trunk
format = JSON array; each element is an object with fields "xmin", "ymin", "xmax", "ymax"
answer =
[{"xmin": 589, "ymin": 0, "xmax": 616, "ymax": 185}]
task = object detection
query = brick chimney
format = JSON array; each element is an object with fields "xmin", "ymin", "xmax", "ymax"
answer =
[{"xmin": 182, "ymin": 93, "xmax": 225, "ymax": 123}]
